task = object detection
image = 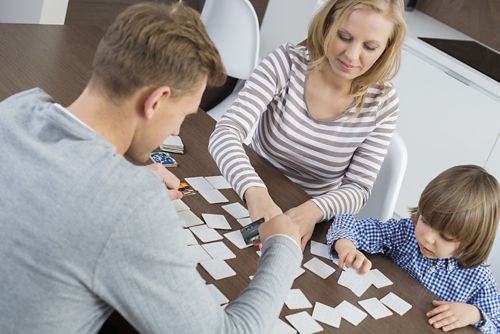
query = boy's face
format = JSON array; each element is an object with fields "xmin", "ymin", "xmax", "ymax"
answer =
[{"xmin": 415, "ymin": 215, "xmax": 460, "ymax": 260}]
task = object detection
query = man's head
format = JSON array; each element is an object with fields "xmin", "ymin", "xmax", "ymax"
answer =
[{"xmin": 89, "ymin": 2, "xmax": 225, "ymax": 161}]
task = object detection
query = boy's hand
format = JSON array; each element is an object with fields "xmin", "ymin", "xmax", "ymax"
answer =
[
  {"xmin": 146, "ymin": 163, "xmax": 183, "ymax": 200},
  {"xmin": 258, "ymin": 214, "xmax": 301, "ymax": 250},
  {"xmin": 334, "ymin": 238, "xmax": 372, "ymax": 274},
  {"xmin": 427, "ymin": 300, "xmax": 482, "ymax": 331}
]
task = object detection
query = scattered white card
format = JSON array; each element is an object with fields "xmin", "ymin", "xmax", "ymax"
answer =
[
  {"xmin": 285, "ymin": 311, "xmax": 323, "ymax": 334},
  {"xmin": 310, "ymin": 240, "xmax": 332, "ymax": 260},
  {"xmin": 205, "ymin": 175, "xmax": 232, "ymax": 189},
  {"xmin": 224, "ymin": 230, "xmax": 252, "ymax": 249},
  {"xmin": 336, "ymin": 300, "xmax": 367, "ymax": 326},
  {"xmin": 294, "ymin": 267, "xmax": 306, "ymax": 279},
  {"xmin": 184, "ymin": 177, "xmax": 213, "ymax": 190},
  {"xmin": 172, "ymin": 199, "xmax": 190, "ymax": 212},
  {"xmin": 358, "ymin": 297, "xmax": 393, "ymax": 319},
  {"xmin": 338, "ymin": 267, "xmax": 372, "ymax": 297},
  {"xmin": 380, "ymin": 292, "xmax": 412, "ymax": 316},
  {"xmin": 303, "ymin": 257, "xmax": 336, "ymax": 279},
  {"xmin": 189, "ymin": 225, "xmax": 223, "ymax": 243},
  {"xmin": 222, "ymin": 202, "xmax": 249, "ymax": 219},
  {"xmin": 186, "ymin": 244, "xmax": 211, "ymax": 263},
  {"xmin": 163, "ymin": 135, "xmax": 183, "ymax": 147},
  {"xmin": 236, "ymin": 217, "xmax": 252, "ymax": 227},
  {"xmin": 202, "ymin": 213, "xmax": 231, "ymax": 230},
  {"xmin": 285, "ymin": 289, "xmax": 313, "ymax": 310},
  {"xmin": 198, "ymin": 188, "xmax": 229, "ymax": 204},
  {"xmin": 199, "ymin": 258, "xmax": 236, "ymax": 280},
  {"xmin": 312, "ymin": 302, "xmax": 341, "ymax": 328},
  {"xmin": 206, "ymin": 283, "xmax": 229, "ymax": 305},
  {"xmin": 271, "ymin": 318, "xmax": 297, "ymax": 334},
  {"xmin": 179, "ymin": 210, "xmax": 205, "ymax": 228},
  {"xmin": 256, "ymin": 250, "xmax": 262, "ymax": 257},
  {"xmin": 182, "ymin": 228, "xmax": 198, "ymax": 245},
  {"xmin": 369, "ymin": 268, "xmax": 393, "ymax": 288},
  {"xmin": 202, "ymin": 241, "xmax": 236, "ymax": 260}
]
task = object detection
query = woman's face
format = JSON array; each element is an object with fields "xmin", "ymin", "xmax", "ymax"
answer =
[{"xmin": 326, "ymin": 8, "xmax": 394, "ymax": 82}]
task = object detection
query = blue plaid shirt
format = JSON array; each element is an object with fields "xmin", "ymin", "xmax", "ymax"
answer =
[{"xmin": 326, "ymin": 214, "xmax": 499, "ymax": 333}]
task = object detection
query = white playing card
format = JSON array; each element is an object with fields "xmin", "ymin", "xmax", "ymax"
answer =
[
  {"xmin": 336, "ymin": 300, "xmax": 367, "ymax": 326},
  {"xmin": 236, "ymin": 217, "xmax": 252, "ymax": 227},
  {"xmin": 182, "ymin": 228, "xmax": 198, "ymax": 245},
  {"xmin": 222, "ymin": 202, "xmax": 249, "ymax": 219},
  {"xmin": 294, "ymin": 267, "xmax": 306, "ymax": 279},
  {"xmin": 179, "ymin": 210, "xmax": 205, "ymax": 228},
  {"xmin": 205, "ymin": 175, "xmax": 232, "ymax": 189},
  {"xmin": 184, "ymin": 176, "xmax": 214, "ymax": 190},
  {"xmin": 189, "ymin": 225, "xmax": 223, "ymax": 243},
  {"xmin": 185, "ymin": 244, "xmax": 211, "ymax": 263},
  {"xmin": 285, "ymin": 311, "xmax": 323, "ymax": 334},
  {"xmin": 303, "ymin": 257, "xmax": 336, "ymax": 279},
  {"xmin": 310, "ymin": 240, "xmax": 332, "ymax": 260},
  {"xmin": 199, "ymin": 258, "xmax": 236, "ymax": 280},
  {"xmin": 224, "ymin": 230, "xmax": 252, "ymax": 249},
  {"xmin": 202, "ymin": 241, "xmax": 236, "ymax": 260},
  {"xmin": 198, "ymin": 188, "xmax": 229, "ymax": 204},
  {"xmin": 162, "ymin": 135, "xmax": 183, "ymax": 147},
  {"xmin": 369, "ymin": 268, "xmax": 393, "ymax": 288},
  {"xmin": 172, "ymin": 199, "xmax": 190, "ymax": 212},
  {"xmin": 380, "ymin": 292, "xmax": 412, "ymax": 316},
  {"xmin": 271, "ymin": 318, "xmax": 297, "ymax": 334},
  {"xmin": 256, "ymin": 250, "xmax": 262, "ymax": 257},
  {"xmin": 312, "ymin": 302, "xmax": 341, "ymax": 328},
  {"xmin": 358, "ymin": 297, "xmax": 393, "ymax": 319},
  {"xmin": 206, "ymin": 283, "xmax": 229, "ymax": 305},
  {"xmin": 285, "ymin": 289, "xmax": 313, "ymax": 309},
  {"xmin": 202, "ymin": 213, "xmax": 232, "ymax": 230},
  {"xmin": 338, "ymin": 267, "xmax": 372, "ymax": 297}
]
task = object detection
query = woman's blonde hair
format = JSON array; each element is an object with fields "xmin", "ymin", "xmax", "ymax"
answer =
[
  {"xmin": 92, "ymin": 2, "xmax": 225, "ymax": 101},
  {"xmin": 307, "ymin": 0, "xmax": 406, "ymax": 113},
  {"xmin": 409, "ymin": 165, "xmax": 500, "ymax": 268}
]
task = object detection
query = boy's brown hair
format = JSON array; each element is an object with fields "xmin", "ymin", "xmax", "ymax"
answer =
[
  {"xmin": 91, "ymin": 2, "xmax": 225, "ymax": 100},
  {"xmin": 410, "ymin": 165, "xmax": 500, "ymax": 268}
]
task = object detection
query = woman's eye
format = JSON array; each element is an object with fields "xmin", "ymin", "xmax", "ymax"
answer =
[
  {"xmin": 364, "ymin": 44, "xmax": 377, "ymax": 51},
  {"xmin": 338, "ymin": 33, "xmax": 351, "ymax": 41}
]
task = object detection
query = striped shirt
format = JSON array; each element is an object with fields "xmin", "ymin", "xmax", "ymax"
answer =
[
  {"xmin": 208, "ymin": 43, "xmax": 399, "ymax": 220},
  {"xmin": 327, "ymin": 214, "xmax": 499, "ymax": 333}
]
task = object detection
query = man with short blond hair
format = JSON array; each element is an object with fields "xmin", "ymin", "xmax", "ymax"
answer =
[{"xmin": 0, "ymin": 3, "xmax": 302, "ymax": 333}]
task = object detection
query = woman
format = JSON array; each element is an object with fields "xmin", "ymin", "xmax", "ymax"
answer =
[{"xmin": 209, "ymin": 0, "xmax": 407, "ymax": 248}]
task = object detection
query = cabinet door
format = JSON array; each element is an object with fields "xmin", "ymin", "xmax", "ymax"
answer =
[
  {"xmin": 392, "ymin": 49, "xmax": 500, "ymax": 216},
  {"xmin": 485, "ymin": 134, "xmax": 500, "ymax": 282}
]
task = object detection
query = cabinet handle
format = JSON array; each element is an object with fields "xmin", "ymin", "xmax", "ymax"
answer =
[{"xmin": 443, "ymin": 70, "xmax": 471, "ymax": 86}]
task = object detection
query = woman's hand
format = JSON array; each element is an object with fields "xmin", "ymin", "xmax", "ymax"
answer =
[
  {"xmin": 427, "ymin": 300, "xmax": 482, "ymax": 332},
  {"xmin": 334, "ymin": 238, "xmax": 371, "ymax": 273},
  {"xmin": 244, "ymin": 187, "xmax": 283, "ymax": 222},
  {"xmin": 146, "ymin": 163, "xmax": 183, "ymax": 200},
  {"xmin": 284, "ymin": 200, "xmax": 324, "ymax": 250}
]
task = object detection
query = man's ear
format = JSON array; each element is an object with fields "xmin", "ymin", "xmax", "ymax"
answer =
[{"xmin": 143, "ymin": 86, "xmax": 171, "ymax": 120}]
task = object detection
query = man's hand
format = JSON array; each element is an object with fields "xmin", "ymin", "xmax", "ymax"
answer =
[
  {"xmin": 244, "ymin": 187, "xmax": 282, "ymax": 221},
  {"xmin": 334, "ymin": 238, "xmax": 372, "ymax": 274},
  {"xmin": 285, "ymin": 200, "xmax": 323, "ymax": 250},
  {"xmin": 146, "ymin": 163, "xmax": 183, "ymax": 200},
  {"xmin": 427, "ymin": 300, "xmax": 482, "ymax": 332},
  {"xmin": 258, "ymin": 214, "xmax": 301, "ymax": 249}
]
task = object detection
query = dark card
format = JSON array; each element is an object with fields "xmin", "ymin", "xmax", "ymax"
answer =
[{"xmin": 240, "ymin": 218, "xmax": 265, "ymax": 245}]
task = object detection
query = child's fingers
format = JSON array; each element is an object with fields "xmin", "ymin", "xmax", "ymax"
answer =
[
  {"xmin": 359, "ymin": 258, "xmax": 372, "ymax": 274},
  {"xmin": 426, "ymin": 304, "xmax": 449, "ymax": 317},
  {"xmin": 352, "ymin": 253, "xmax": 365, "ymax": 269},
  {"xmin": 429, "ymin": 313, "xmax": 456, "ymax": 329},
  {"xmin": 442, "ymin": 320, "xmax": 462, "ymax": 332},
  {"xmin": 432, "ymin": 300, "xmax": 447, "ymax": 306},
  {"xmin": 344, "ymin": 252, "xmax": 357, "ymax": 268}
]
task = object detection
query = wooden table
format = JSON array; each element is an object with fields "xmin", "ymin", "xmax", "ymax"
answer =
[{"xmin": 0, "ymin": 23, "xmax": 477, "ymax": 334}]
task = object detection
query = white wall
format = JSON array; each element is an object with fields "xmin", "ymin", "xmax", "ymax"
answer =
[
  {"xmin": 485, "ymin": 134, "xmax": 500, "ymax": 281},
  {"xmin": 0, "ymin": 0, "xmax": 68, "ymax": 24}
]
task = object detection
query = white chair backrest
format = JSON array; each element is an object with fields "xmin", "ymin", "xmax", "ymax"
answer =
[
  {"xmin": 356, "ymin": 133, "xmax": 408, "ymax": 221},
  {"xmin": 200, "ymin": 0, "xmax": 260, "ymax": 80}
]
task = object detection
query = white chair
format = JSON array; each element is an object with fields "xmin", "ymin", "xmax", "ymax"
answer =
[
  {"xmin": 200, "ymin": 0, "xmax": 260, "ymax": 121},
  {"xmin": 356, "ymin": 133, "xmax": 408, "ymax": 221}
]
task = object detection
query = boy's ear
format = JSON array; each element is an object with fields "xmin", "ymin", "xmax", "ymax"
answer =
[{"xmin": 143, "ymin": 86, "xmax": 171, "ymax": 120}]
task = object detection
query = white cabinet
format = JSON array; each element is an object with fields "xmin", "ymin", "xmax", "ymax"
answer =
[
  {"xmin": 392, "ymin": 38, "xmax": 500, "ymax": 281},
  {"xmin": 392, "ymin": 43, "xmax": 500, "ymax": 217}
]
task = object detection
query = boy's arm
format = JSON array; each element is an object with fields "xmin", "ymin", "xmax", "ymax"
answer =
[
  {"xmin": 326, "ymin": 214, "xmax": 412, "ymax": 256},
  {"xmin": 469, "ymin": 274, "xmax": 500, "ymax": 333}
]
